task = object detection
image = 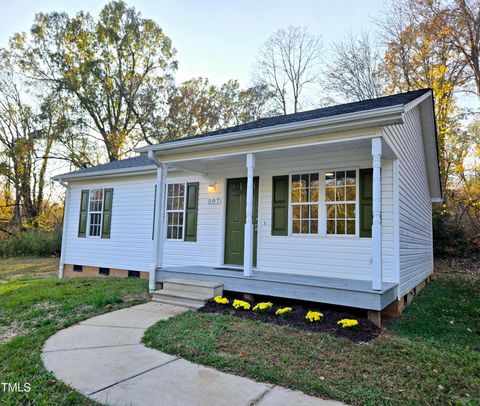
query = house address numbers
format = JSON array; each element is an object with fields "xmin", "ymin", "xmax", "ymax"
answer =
[{"xmin": 208, "ymin": 196, "xmax": 222, "ymax": 205}]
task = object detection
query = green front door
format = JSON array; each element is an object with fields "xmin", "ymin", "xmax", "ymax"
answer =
[{"xmin": 224, "ymin": 177, "xmax": 259, "ymax": 266}]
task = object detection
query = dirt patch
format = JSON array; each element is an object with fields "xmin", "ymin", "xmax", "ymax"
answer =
[
  {"xmin": 0, "ymin": 320, "xmax": 25, "ymax": 344},
  {"xmin": 435, "ymin": 257, "xmax": 480, "ymax": 281},
  {"xmin": 199, "ymin": 299, "xmax": 381, "ymax": 343}
]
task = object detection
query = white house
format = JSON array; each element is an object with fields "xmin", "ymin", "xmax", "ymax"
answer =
[{"xmin": 53, "ymin": 89, "xmax": 441, "ymax": 325}]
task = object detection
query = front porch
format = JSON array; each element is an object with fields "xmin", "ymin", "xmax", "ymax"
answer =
[{"xmin": 156, "ymin": 266, "xmax": 398, "ymax": 311}]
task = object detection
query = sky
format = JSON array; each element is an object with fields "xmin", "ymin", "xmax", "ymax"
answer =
[{"xmin": 0, "ymin": 0, "xmax": 387, "ymax": 86}]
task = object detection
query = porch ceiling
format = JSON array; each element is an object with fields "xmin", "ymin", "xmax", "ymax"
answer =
[{"xmin": 166, "ymin": 137, "xmax": 395, "ymax": 174}]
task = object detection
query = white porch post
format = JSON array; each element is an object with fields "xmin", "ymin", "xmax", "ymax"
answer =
[
  {"xmin": 372, "ymin": 138, "xmax": 383, "ymax": 291},
  {"xmin": 243, "ymin": 153, "xmax": 255, "ymax": 277},
  {"xmin": 149, "ymin": 151, "xmax": 166, "ymax": 292}
]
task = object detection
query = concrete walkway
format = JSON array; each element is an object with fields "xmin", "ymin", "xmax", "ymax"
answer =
[{"xmin": 42, "ymin": 302, "xmax": 344, "ymax": 406}]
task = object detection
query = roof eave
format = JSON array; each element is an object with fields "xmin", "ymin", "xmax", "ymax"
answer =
[
  {"xmin": 52, "ymin": 165, "xmax": 156, "ymax": 182},
  {"xmin": 136, "ymin": 104, "xmax": 406, "ymax": 154}
]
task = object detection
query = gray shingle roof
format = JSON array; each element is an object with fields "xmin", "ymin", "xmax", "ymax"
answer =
[
  {"xmin": 55, "ymin": 155, "xmax": 155, "ymax": 179},
  {"xmin": 56, "ymin": 89, "xmax": 431, "ymax": 179},
  {"xmin": 153, "ymin": 88, "xmax": 431, "ymax": 145}
]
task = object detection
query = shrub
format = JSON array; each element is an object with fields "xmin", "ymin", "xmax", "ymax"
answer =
[{"xmin": 0, "ymin": 227, "xmax": 62, "ymax": 257}]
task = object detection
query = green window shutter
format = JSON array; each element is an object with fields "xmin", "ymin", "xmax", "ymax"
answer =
[
  {"xmin": 184, "ymin": 182, "xmax": 199, "ymax": 242},
  {"xmin": 101, "ymin": 188, "xmax": 114, "ymax": 239},
  {"xmin": 152, "ymin": 185, "xmax": 157, "ymax": 240},
  {"xmin": 360, "ymin": 169, "xmax": 373, "ymax": 238},
  {"xmin": 272, "ymin": 175, "xmax": 289, "ymax": 236},
  {"xmin": 78, "ymin": 190, "xmax": 89, "ymax": 238}
]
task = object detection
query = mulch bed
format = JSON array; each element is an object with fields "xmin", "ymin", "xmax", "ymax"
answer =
[{"xmin": 198, "ymin": 298, "xmax": 381, "ymax": 343}]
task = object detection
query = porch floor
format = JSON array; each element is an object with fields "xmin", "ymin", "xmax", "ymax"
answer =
[{"xmin": 156, "ymin": 266, "xmax": 398, "ymax": 311}]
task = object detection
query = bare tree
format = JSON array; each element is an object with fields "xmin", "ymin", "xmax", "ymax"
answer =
[
  {"xmin": 444, "ymin": 0, "xmax": 480, "ymax": 97},
  {"xmin": 253, "ymin": 26, "xmax": 322, "ymax": 114},
  {"xmin": 325, "ymin": 32, "xmax": 386, "ymax": 102}
]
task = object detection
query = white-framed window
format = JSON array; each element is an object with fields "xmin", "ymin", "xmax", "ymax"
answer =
[
  {"xmin": 88, "ymin": 189, "xmax": 104, "ymax": 237},
  {"xmin": 325, "ymin": 170, "xmax": 357, "ymax": 235},
  {"xmin": 290, "ymin": 173, "xmax": 319, "ymax": 234},
  {"xmin": 166, "ymin": 183, "xmax": 185, "ymax": 240}
]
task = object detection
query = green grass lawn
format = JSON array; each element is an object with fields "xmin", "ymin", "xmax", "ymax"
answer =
[
  {"xmin": 0, "ymin": 257, "xmax": 149, "ymax": 405},
  {"xmin": 0, "ymin": 256, "xmax": 59, "ymax": 281},
  {"xmin": 144, "ymin": 276, "xmax": 480, "ymax": 406}
]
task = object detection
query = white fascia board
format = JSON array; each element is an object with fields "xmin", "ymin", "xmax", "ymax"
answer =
[
  {"xmin": 52, "ymin": 165, "xmax": 156, "ymax": 182},
  {"xmin": 136, "ymin": 104, "xmax": 406, "ymax": 154},
  {"xmin": 404, "ymin": 90, "xmax": 432, "ymax": 112}
]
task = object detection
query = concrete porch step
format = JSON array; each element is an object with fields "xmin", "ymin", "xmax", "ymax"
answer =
[
  {"xmin": 152, "ymin": 279, "xmax": 224, "ymax": 309},
  {"xmin": 161, "ymin": 278, "xmax": 223, "ymax": 297},
  {"xmin": 151, "ymin": 290, "xmax": 212, "ymax": 309}
]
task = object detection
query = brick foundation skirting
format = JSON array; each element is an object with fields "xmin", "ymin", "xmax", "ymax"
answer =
[{"xmin": 63, "ymin": 264, "xmax": 149, "ymax": 280}]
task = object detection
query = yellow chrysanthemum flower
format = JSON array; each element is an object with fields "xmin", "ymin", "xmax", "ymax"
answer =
[
  {"xmin": 337, "ymin": 319, "xmax": 359, "ymax": 328},
  {"xmin": 275, "ymin": 307, "xmax": 292, "ymax": 316},
  {"xmin": 305, "ymin": 311, "xmax": 323, "ymax": 322},
  {"xmin": 253, "ymin": 302, "xmax": 273, "ymax": 311},
  {"xmin": 213, "ymin": 296, "xmax": 229, "ymax": 305},
  {"xmin": 232, "ymin": 299, "xmax": 251, "ymax": 310}
]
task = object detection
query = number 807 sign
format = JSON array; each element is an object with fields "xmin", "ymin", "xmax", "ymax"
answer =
[{"xmin": 208, "ymin": 197, "xmax": 222, "ymax": 205}]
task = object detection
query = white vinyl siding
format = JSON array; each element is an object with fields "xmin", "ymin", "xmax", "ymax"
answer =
[
  {"xmin": 383, "ymin": 106, "xmax": 434, "ymax": 296},
  {"xmin": 64, "ymin": 175, "xmax": 155, "ymax": 272},
  {"xmin": 161, "ymin": 147, "xmax": 395, "ymax": 283}
]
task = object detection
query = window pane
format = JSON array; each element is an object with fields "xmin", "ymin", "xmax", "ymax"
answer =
[
  {"xmin": 347, "ymin": 220, "xmax": 355, "ymax": 235},
  {"xmin": 325, "ymin": 187, "xmax": 334, "ymax": 202},
  {"xmin": 301, "ymin": 205, "xmax": 309, "ymax": 219},
  {"xmin": 292, "ymin": 220, "xmax": 300, "ymax": 233},
  {"xmin": 310, "ymin": 220, "xmax": 318, "ymax": 234},
  {"xmin": 335, "ymin": 187, "xmax": 345, "ymax": 201},
  {"xmin": 291, "ymin": 188, "xmax": 300, "ymax": 203},
  {"xmin": 310, "ymin": 173, "xmax": 319, "ymax": 182},
  {"xmin": 346, "ymin": 170, "xmax": 356, "ymax": 185},
  {"xmin": 168, "ymin": 184, "xmax": 174, "ymax": 198},
  {"xmin": 346, "ymin": 204, "xmax": 355, "ymax": 219},
  {"xmin": 346, "ymin": 186, "xmax": 356, "ymax": 201},
  {"xmin": 301, "ymin": 220, "xmax": 309, "ymax": 234},
  {"xmin": 325, "ymin": 173, "xmax": 335, "ymax": 187},
  {"xmin": 311, "ymin": 205, "xmax": 318, "ymax": 219},
  {"xmin": 301, "ymin": 174, "xmax": 309, "ymax": 187},
  {"xmin": 310, "ymin": 187, "xmax": 318, "ymax": 202},
  {"xmin": 327, "ymin": 220, "xmax": 335, "ymax": 234},
  {"xmin": 292, "ymin": 174, "xmax": 300, "ymax": 184},
  {"xmin": 167, "ymin": 197, "xmax": 173, "ymax": 210},
  {"xmin": 292, "ymin": 206, "xmax": 300, "ymax": 220},
  {"xmin": 337, "ymin": 204, "xmax": 346, "ymax": 219},
  {"xmin": 300, "ymin": 189, "xmax": 307, "ymax": 202},
  {"xmin": 167, "ymin": 226, "xmax": 173, "ymax": 239},
  {"xmin": 336, "ymin": 171, "xmax": 345, "ymax": 186},
  {"xmin": 337, "ymin": 220, "xmax": 345, "ymax": 234},
  {"xmin": 326, "ymin": 204, "xmax": 335, "ymax": 218}
]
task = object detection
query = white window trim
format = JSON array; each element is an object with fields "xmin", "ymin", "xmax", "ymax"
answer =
[
  {"xmin": 285, "ymin": 167, "xmax": 360, "ymax": 239},
  {"xmin": 288, "ymin": 173, "xmax": 320, "ymax": 237},
  {"xmin": 86, "ymin": 188, "xmax": 105, "ymax": 239},
  {"xmin": 323, "ymin": 167, "xmax": 360, "ymax": 238},
  {"xmin": 164, "ymin": 181, "xmax": 187, "ymax": 241}
]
